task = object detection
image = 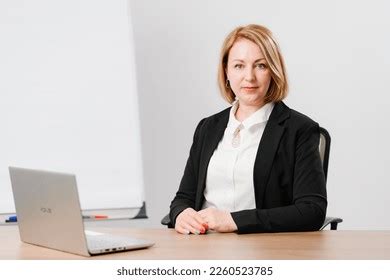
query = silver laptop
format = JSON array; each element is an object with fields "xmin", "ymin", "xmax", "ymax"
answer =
[{"xmin": 8, "ymin": 166, "xmax": 154, "ymax": 257}]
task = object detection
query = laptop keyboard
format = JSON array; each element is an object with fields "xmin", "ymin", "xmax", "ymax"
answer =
[{"xmin": 86, "ymin": 233, "xmax": 144, "ymax": 251}]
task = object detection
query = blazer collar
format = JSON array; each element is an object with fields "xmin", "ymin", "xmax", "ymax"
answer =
[
  {"xmin": 267, "ymin": 100, "xmax": 290, "ymax": 124},
  {"xmin": 195, "ymin": 101, "xmax": 290, "ymax": 210},
  {"xmin": 253, "ymin": 101, "xmax": 290, "ymax": 208}
]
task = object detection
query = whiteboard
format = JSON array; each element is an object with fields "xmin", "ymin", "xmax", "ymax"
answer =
[{"xmin": 0, "ymin": 0, "xmax": 145, "ymax": 213}]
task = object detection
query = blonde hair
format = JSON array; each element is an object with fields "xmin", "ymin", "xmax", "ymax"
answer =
[{"xmin": 218, "ymin": 24, "xmax": 288, "ymax": 104}]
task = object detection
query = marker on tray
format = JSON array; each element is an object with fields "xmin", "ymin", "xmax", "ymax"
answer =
[
  {"xmin": 5, "ymin": 215, "xmax": 17, "ymax": 223},
  {"xmin": 82, "ymin": 215, "xmax": 108, "ymax": 219}
]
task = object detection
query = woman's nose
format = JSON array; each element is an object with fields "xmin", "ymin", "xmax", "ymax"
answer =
[{"xmin": 244, "ymin": 68, "xmax": 255, "ymax": 81}]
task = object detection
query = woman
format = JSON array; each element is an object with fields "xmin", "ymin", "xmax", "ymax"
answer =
[{"xmin": 169, "ymin": 24, "xmax": 327, "ymax": 234}]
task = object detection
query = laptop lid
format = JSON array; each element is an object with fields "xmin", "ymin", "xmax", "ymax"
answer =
[{"xmin": 9, "ymin": 166, "xmax": 92, "ymax": 256}]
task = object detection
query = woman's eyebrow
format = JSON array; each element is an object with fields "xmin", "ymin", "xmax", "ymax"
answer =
[{"xmin": 231, "ymin": 58, "xmax": 266, "ymax": 62}]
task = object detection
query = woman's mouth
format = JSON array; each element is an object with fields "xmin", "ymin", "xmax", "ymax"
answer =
[{"xmin": 242, "ymin": 86, "xmax": 258, "ymax": 91}]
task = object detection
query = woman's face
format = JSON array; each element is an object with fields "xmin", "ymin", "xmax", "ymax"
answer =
[{"xmin": 226, "ymin": 38, "xmax": 272, "ymax": 108}]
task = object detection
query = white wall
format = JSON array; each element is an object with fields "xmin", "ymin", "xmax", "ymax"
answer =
[{"xmin": 129, "ymin": 0, "xmax": 390, "ymax": 229}]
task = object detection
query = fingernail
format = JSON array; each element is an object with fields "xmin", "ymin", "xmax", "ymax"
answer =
[
  {"xmin": 200, "ymin": 227, "xmax": 206, "ymax": 234},
  {"xmin": 185, "ymin": 230, "xmax": 190, "ymax": 235}
]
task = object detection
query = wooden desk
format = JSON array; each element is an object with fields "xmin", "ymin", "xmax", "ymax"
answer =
[{"xmin": 1, "ymin": 226, "xmax": 389, "ymax": 259}]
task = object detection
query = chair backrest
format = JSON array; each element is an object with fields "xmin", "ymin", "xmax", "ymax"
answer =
[{"xmin": 318, "ymin": 127, "xmax": 331, "ymax": 182}]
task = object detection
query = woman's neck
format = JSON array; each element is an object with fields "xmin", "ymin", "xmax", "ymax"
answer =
[{"xmin": 235, "ymin": 101, "xmax": 265, "ymax": 122}]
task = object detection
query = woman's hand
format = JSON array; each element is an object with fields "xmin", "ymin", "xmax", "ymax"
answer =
[
  {"xmin": 198, "ymin": 208, "xmax": 238, "ymax": 232},
  {"xmin": 175, "ymin": 208, "xmax": 208, "ymax": 235}
]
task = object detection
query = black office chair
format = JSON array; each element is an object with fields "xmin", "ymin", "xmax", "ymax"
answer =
[
  {"xmin": 161, "ymin": 127, "xmax": 343, "ymax": 230},
  {"xmin": 318, "ymin": 127, "xmax": 343, "ymax": 230}
]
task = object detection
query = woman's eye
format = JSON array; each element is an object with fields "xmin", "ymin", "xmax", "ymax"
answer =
[
  {"xmin": 256, "ymin": 63, "xmax": 267, "ymax": 69},
  {"xmin": 234, "ymin": 64, "xmax": 243, "ymax": 69}
]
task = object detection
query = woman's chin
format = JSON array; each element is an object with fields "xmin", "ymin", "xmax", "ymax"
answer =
[{"xmin": 237, "ymin": 94, "xmax": 264, "ymax": 106}]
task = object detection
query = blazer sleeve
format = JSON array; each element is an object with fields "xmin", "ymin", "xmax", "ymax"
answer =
[
  {"xmin": 169, "ymin": 118, "xmax": 205, "ymax": 227},
  {"xmin": 231, "ymin": 122, "xmax": 328, "ymax": 233}
]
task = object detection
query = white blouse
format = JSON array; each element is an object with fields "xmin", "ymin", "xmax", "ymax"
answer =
[{"xmin": 202, "ymin": 100, "xmax": 275, "ymax": 212}]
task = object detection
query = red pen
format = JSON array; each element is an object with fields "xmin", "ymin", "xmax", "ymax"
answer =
[
  {"xmin": 82, "ymin": 215, "xmax": 108, "ymax": 219},
  {"xmin": 94, "ymin": 215, "xmax": 108, "ymax": 219}
]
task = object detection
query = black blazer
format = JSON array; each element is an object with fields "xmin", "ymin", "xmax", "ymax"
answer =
[{"xmin": 169, "ymin": 101, "xmax": 327, "ymax": 233}]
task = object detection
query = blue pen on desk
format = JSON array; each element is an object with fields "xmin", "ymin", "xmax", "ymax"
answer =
[{"xmin": 5, "ymin": 215, "xmax": 17, "ymax": 223}]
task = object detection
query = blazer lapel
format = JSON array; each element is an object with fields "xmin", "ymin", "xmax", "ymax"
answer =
[
  {"xmin": 195, "ymin": 109, "xmax": 229, "ymax": 210},
  {"xmin": 253, "ymin": 102, "xmax": 290, "ymax": 208}
]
